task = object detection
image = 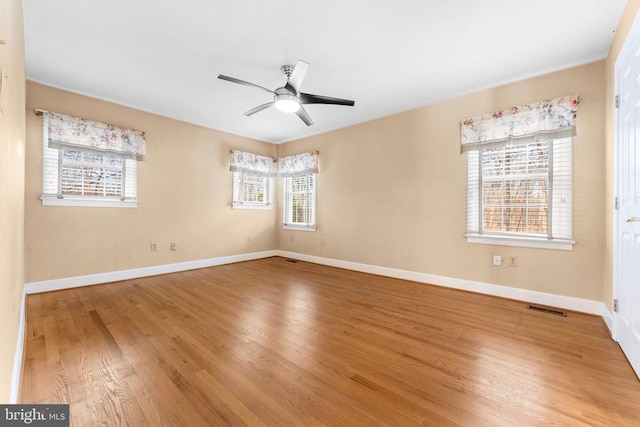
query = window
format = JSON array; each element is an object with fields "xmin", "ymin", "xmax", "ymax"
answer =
[
  {"xmin": 40, "ymin": 111, "xmax": 144, "ymax": 208},
  {"xmin": 466, "ymin": 137, "xmax": 572, "ymax": 249},
  {"xmin": 461, "ymin": 95, "xmax": 579, "ymax": 250},
  {"xmin": 284, "ymin": 173, "xmax": 316, "ymax": 229},
  {"xmin": 61, "ymin": 150, "xmax": 124, "ymax": 197},
  {"xmin": 229, "ymin": 150, "xmax": 276, "ymax": 209},
  {"xmin": 279, "ymin": 151, "xmax": 318, "ymax": 231},
  {"xmin": 232, "ymin": 171, "xmax": 273, "ymax": 209}
]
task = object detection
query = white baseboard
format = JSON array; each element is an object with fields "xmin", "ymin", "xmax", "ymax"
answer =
[
  {"xmin": 23, "ymin": 248, "xmax": 609, "ymax": 316},
  {"xmin": 601, "ymin": 305, "xmax": 614, "ymax": 337},
  {"xmin": 24, "ymin": 250, "xmax": 278, "ymax": 294},
  {"xmin": 276, "ymin": 250, "xmax": 609, "ymax": 317},
  {"xmin": 9, "ymin": 291, "xmax": 27, "ymax": 404}
]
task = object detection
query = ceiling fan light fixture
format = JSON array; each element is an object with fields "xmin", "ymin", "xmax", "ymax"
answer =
[{"xmin": 274, "ymin": 94, "xmax": 300, "ymax": 113}]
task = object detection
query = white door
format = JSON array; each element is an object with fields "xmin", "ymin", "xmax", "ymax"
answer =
[{"xmin": 615, "ymin": 17, "xmax": 640, "ymax": 379}]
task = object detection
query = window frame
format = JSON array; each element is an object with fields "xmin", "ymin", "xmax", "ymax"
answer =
[
  {"xmin": 41, "ymin": 140, "xmax": 138, "ymax": 208},
  {"xmin": 465, "ymin": 137, "xmax": 574, "ymax": 250},
  {"xmin": 231, "ymin": 171, "xmax": 274, "ymax": 210},
  {"xmin": 283, "ymin": 172, "xmax": 317, "ymax": 231}
]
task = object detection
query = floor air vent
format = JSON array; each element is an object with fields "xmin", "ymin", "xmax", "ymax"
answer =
[
  {"xmin": 285, "ymin": 259, "xmax": 298, "ymax": 263},
  {"xmin": 527, "ymin": 305, "xmax": 567, "ymax": 317}
]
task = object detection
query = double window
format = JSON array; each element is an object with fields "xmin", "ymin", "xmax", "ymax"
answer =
[{"xmin": 230, "ymin": 150, "xmax": 318, "ymax": 228}]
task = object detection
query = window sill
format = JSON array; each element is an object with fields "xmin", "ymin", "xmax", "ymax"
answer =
[
  {"xmin": 232, "ymin": 202, "xmax": 273, "ymax": 210},
  {"xmin": 283, "ymin": 224, "xmax": 317, "ymax": 232},
  {"xmin": 465, "ymin": 233, "xmax": 574, "ymax": 251},
  {"xmin": 41, "ymin": 195, "xmax": 138, "ymax": 208}
]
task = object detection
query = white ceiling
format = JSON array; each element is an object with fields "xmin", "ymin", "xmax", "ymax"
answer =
[{"xmin": 23, "ymin": 0, "xmax": 627, "ymax": 143}]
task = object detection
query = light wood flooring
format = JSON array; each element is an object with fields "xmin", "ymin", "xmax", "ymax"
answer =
[{"xmin": 20, "ymin": 257, "xmax": 640, "ymax": 426}]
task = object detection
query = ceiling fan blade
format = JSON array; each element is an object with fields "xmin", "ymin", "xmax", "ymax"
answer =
[
  {"xmin": 296, "ymin": 106, "xmax": 314, "ymax": 126},
  {"xmin": 300, "ymin": 92, "xmax": 355, "ymax": 106},
  {"xmin": 243, "ymin": 102, "xmax": 274, "ymax": 116},
  {"xmin": 285, "ymin": 60, "xmax": 310, "ymax": 94},
  {"xmin": 218, "ymin": 74, "xmax": 274, "ymax": 94}
]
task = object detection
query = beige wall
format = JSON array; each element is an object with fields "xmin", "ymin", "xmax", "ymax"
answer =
[
  {"xmin": 604, "ymin": 1, "xmax": 640, "ymax": 313},
  {"xmin": 25, "ymin": 82, "xmax": 277, "ymax": 282},
  {"xmin": 0, "ymin": 0, "xmax": 25, "ymax": 402},
  {"xmin": 278, "ymin": 61, "xmax": 606, "ymax": 301}
]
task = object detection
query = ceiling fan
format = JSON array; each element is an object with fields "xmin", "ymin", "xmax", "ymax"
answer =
[{"xmin": 218, "ymin": 60, "xmax": 355, "ymax": 126}]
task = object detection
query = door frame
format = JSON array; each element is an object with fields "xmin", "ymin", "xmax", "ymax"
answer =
[{"xmin": 613, "ymin": 8, "xmax": 640, "ymax": 342}]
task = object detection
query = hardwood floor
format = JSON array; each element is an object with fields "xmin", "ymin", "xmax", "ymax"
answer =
[{"xmin": 20, "ymin": 257, "xmax": 640, "ymax": 426}]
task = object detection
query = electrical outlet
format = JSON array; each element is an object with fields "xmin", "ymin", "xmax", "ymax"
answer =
[
  {"xmin": 508, "ymin": 256, "xmax": 518, "ymax": 267},
  {"xmin": 290, "ymin": 235, "xmax": 294, "ymax": 242},
  {"xmin": 320, "ymin": 238, "xmax": 325, "ymax": 246},
  {"xmin": 170, "ymin": 242, "xmax": 177, "ymax": 251},
  {"xmin": 492, "ymin": 255, "xmax": 502, "ymax": 266},
  {"xmin": 150, "ymin": 242, "xmax": 159, "ymax": 251}
]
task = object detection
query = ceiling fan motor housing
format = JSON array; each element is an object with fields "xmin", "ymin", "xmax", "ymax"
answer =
[{"xmin": 274, "ymin": 87, "xmax": 300, "ymax": 113}]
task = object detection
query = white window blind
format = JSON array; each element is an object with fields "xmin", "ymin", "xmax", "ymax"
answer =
[
  {"xmin": 284, "ymin": 173, "xmax": 316, "ymax": 229},
  {"xmin": 60, "ymin": 150, "xmax": 123, "ymax": 197},
  {"xmin": 279, "ymin": 151, "xmax": 318, "ymax": 230},
  {"xmin": 229, "ymin": 150, "xmax": 275, "ymax": 209},
  {"xmin": 232, "ymin": 171, "xmax": 273, "ymax": 209},
  {"xmin": 466, "ymin": 137, "xmax": 572, "ymax": 248}
]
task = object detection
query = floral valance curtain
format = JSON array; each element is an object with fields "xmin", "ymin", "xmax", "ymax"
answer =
[
  {"xmin": 459, "ymin": 95, "xmax": 580, "ymax": 153},
  {"xmin": 229, "ymin": 150, "xmax": 277, "ymax": 177},
  {"xmin": 278, "ymin": 151, "xmax": 318, "ymax": 177},
  {"xmin": 44, "ymin": 111, "xmax": 146, "ymax": 160}
]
